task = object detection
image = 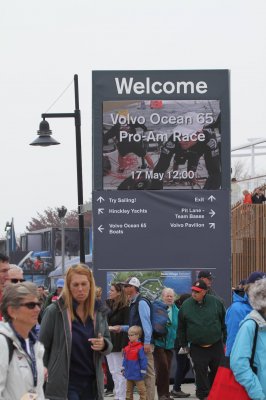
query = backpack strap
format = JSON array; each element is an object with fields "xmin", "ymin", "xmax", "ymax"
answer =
[
  {"xmin": 250, "ymin": 320, "xmax": 259, "ymax": 373},
  {"xmin": 2, "ymin": 335, "xmax": 15, "ymax": 364}
]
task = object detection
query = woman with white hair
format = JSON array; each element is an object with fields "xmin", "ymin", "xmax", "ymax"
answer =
[
  {"xmin": 153, "ymin": 287, "xmax": 178, "ymax": 400},
  {"xmin": 230, "ymin": 278, "xmax": 266, "ymax": 399}
]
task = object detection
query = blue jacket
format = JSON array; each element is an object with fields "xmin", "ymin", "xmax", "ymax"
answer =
[
  {"xmin": 122, "ymin": 341, "xmax": 147, "ymax": 381},
  {"xmin": 225, "ymin": 291, "xmax": 252, "ymax": 356},
  {"xmin": 230, "ymin": 310, "xmax": 266, "ymax": 400}
]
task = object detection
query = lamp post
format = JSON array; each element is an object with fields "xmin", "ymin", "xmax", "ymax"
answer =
[
  {"xmin": 30, "ymin": 74, "xmax": 85, "ymax": 263},
  {"xmin": 5, "ymin": 222, "xmax": 12, "ymax": 257},
  {"xmin": 57, "ymin": 206, "xmax": 67, "ymax": 275}
]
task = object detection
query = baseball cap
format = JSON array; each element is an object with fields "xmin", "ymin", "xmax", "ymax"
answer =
[
  {"xmin": 191, "ymin": 279, "xmax": 208, "ymax": 292},
  {"xmin": 123, "ymin": 277, "xmax": 140, "ymax": 288},
  {"xmin": 56, "ymin": 278, "xmax": 65, "ymax": 288},
  {"xmin": 246, "ymin": 271, "xmax": 266, "ymax": 284},
  {"xmin": 198, "ymin": 270, "xmax": 214, "ymax": 279}
]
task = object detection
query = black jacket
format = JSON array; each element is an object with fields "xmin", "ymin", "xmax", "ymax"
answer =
[{"xmin": 106, "ymin": 299, "xmax": 129, "ymax": 351}]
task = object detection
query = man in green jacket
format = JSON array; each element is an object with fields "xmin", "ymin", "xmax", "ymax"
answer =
[{"xmin": 178, "ymin": 279, "xmax": 226, "ymax": 400}]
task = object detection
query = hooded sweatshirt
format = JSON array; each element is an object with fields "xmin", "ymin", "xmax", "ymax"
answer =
[
  {"xmin": 230, "ymin": 310, "xmax": 266, "ymax": 400},
  {"xmin": 225, "ymin": 290, "xmax": 252, "ymax": 356}
]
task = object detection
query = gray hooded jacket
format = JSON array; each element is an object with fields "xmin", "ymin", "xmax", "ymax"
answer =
[{"xmin": 39, "ymin": 298, "xmax": 112, "ymax": 400}]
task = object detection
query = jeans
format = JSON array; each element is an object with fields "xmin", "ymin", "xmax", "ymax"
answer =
[{"xmin": 68, "ymin": 382, "xmax": 95, "ymax": 400}]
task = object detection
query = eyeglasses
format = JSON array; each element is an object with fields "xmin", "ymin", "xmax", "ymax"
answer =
[
  {"xmin": 11, "ymin": 279, "xmax": 25, "ymax": 283},
  {"xmin": 19, "ymin": 302, "xmax": 41, "ymax": 309}
]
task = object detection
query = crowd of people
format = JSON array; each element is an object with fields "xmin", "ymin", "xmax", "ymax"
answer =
[
  {"xmin": 242, "ymin": 187, "xmax": 266, "ymax": 204},
  {"xmin": 231, "ymin": 177, "xmax": 266, "ymax": 206},
  {"xmin": 0, "ymin": 251, "xmax": 266, "ymax": 400}
]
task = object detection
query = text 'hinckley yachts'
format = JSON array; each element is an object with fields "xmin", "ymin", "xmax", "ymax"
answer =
[{"xmin": 109, "ymin": 209, "xmax": 147, "ymax": 214}]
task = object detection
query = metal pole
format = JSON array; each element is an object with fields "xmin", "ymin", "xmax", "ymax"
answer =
[
  {"xmin": 61, "ymin": 220, "xmax": 65, "ymax": 275},
  {"xmin": 73, "ymin": 74, "xmax": 85, "ymax": 263},
  {"xmin": 251, "ymin": 144, "xmax": 255, "ymax": 177},
  {"xmin": 6, "ymin": 231, "xmax": 10, "ymax": 257}
]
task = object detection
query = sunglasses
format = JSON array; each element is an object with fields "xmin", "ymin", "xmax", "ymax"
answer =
[
  {"xmin": 19, "ymin": 302, "xmax": 41, "ymax": 309},
  {"xmin": 11, "ymin": 279, "xmax": 25, "ymax": 283}
]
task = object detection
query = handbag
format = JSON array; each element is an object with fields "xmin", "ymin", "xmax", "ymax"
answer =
[{"xmin": 208, "ymin": 321, "xmax": 258, "ymax": 400}]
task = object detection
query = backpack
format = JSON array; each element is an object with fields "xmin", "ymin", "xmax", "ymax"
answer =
[
  {"xmin": 137, "ymin": 297, "xmax": 169, "ymax": 339},
  {"xmin": 151, "ymin": 299, "xmax": 169, "ymax": 339}
]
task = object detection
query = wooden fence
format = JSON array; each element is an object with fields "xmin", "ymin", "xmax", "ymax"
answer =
[{"xmin": 231, "ymin": 203, "xmax": 266, "ymax": 287}]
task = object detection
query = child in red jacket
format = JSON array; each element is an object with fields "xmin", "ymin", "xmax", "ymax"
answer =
[{"xmin": 122, "ymin": 325, "xmax": 147, "ymax": 400}]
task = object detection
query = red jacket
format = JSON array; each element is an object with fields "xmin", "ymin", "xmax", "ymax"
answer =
[
  {"xmin": 243, "ymin": 193, "xmax": 252, "ymax": 204},
  {"xmin": 122, "ymin": 341, "xmax": 147, "ymax": 381}
]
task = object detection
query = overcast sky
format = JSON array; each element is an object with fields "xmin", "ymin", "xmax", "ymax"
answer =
[{"xmin": 1, "ymin": 0, "xmax": 266, "ymax": 236}]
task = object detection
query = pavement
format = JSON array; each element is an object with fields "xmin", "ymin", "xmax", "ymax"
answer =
[{"xmin": 104, "ymin": 383, "xmax": 197, "ymax": 399}]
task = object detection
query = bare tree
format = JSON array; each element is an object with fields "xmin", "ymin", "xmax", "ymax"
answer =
[
  {"xmin": 26, "ymin": 204, "xmax": 92, "ymax": 231},
  {"xmin": 231, "ymin": 159, "xmax": 250, "ymax": 181}
]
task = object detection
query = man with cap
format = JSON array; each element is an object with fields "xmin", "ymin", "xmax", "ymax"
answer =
[
  {"xmin": 178, "ymin": 279, "xmax": 226, "ymax": 400},
  {"xmin": 43, "ymin": 278, "xmax": 65, "ymax": 309},
  {"xmin": 197, "ymin": 270, "xmax": 224, "ymax": 304},
  {"xmin": 225, "ymin": 270, "xmax": 266, "ymax": 356},
  {"xmin": 113, "ymin": 277, "xmax": 156, "ymax": 400}
]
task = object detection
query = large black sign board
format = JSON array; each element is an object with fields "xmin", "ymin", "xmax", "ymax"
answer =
[
  {"xmin": 92, "ymin": 70, "xmax": 230, "ymax": 304},
  {"xmin": 93, "ymin": 189, "xmax": 231, "ymax": 303}
]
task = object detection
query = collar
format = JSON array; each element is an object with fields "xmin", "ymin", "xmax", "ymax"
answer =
[
  {"xmin": 130, "ymin": 293, "xmax": 140, "ymax": 304},
  {"xmin": 10, "ymin": 321, "xmax": 37, "ymax": 347}
]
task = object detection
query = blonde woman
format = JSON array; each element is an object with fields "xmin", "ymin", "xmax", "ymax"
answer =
[{"xmin": 39, "ymin": 264, "xmax": 112, "ymax": 400}]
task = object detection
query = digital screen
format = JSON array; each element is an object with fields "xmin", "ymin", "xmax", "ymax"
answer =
[{"xmin": 102, "ymin": 100, "xmax": 221, "ymax": 190}]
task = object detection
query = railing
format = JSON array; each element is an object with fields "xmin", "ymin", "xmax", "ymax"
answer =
[{"xmin": 231, "ymin": 203, "xmax": 266, "ymax": 287}]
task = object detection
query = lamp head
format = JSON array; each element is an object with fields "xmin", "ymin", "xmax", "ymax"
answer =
[
  {"xmin": 30, "ymin": 119, "xmax": 60, "ymax": 146},
  {"xmin": 57, "ymin": 206, "xmax": 68, "ymax": 219}
]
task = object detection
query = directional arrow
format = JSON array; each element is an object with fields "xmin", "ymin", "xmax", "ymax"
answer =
[
  {"xmin": 208, "ymin": 195, "xmax": 216, "ymax": 202},
  {"xmin": 98, "ymin": 208, "xmax": 104, "ymax": 215},
  {"xmin": 98, "ymin": 225, "xmax": 104, "ymax": 233},
  {"xmin": 209, "ymin": 223, "xmax": 216, "ymax": 229},
  {"xmin": 97, "ymin": 196, "xmax": 105, "ymax": 203},
  {"xmin": 209, "ymin": 209, "xmax": 216, "ymax": 218}
]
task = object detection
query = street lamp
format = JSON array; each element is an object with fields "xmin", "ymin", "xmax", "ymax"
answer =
[{"xmin": 30, "ymin": 74, "xmax": 85, "ymax": 263}]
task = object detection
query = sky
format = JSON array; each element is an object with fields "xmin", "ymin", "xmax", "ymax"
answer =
[{"xmin": 1, "ymin": 0, "xmax": 266, "ymax": 237}]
